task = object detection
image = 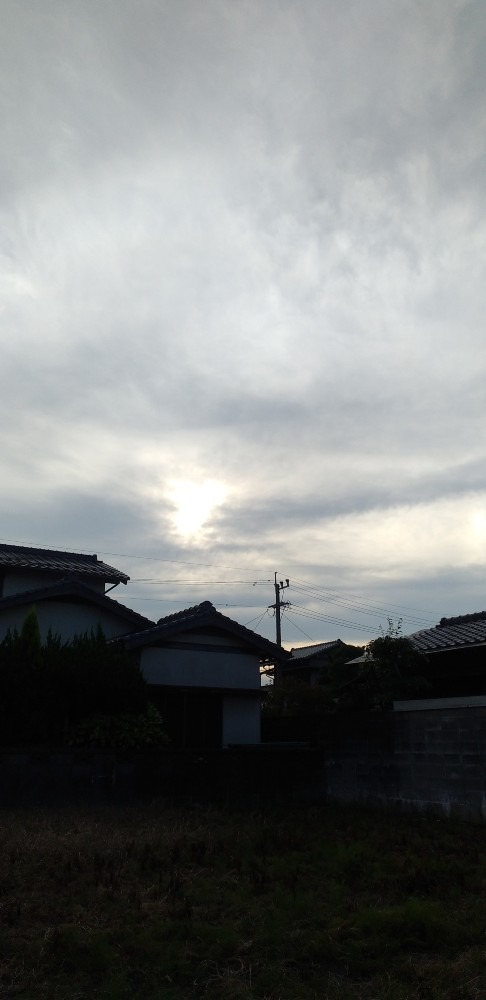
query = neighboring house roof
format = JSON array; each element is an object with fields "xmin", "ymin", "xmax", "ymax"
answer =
[
  {"xmin": 0, "ymin": 579, "xmax": 154, "ymax": 631},
  {"xmin": 345, "ymin": 612, "xmax": 486, "ymax": 663},
  {"xmin": 409, "ymin": 611, "xmax": 486, "ymax": 654},
  {"xmin": 345, "ymin": 652, "xmax": 368, "ymax": 665},
  {"xmin": 0, "ymin": 543, "xmax": 129, "ymax": 585},
  {"xmin": 122, "ymin": 600, "xmax": 290, "ymax": 660},
  {"xmin": 289, "ymin": 640, "xmax": 344, "ymax": 662}
]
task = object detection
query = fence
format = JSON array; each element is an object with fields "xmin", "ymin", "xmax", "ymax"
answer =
[
  {"xmin": 264, "ymin": 698, "xmax": 486, "ymax": 820},
  {"xmin": 327, "ymin": 698, "xmax": 486, "ymax": 820},
  {"xmin": 1, "ymin": 699, "xmax": 485, "ymax": 818},
  {"xmin": 0, "ymin": 743, "xmax": 322, "ymax": 806}
]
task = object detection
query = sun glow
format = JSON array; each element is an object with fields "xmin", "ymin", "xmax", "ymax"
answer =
[
  {"xmin": 169, "ymin": 479, "xmax": 227, "ymax": 537},
  {"xmin": 470, "ymin": 510, "xmax": 486, "ymax": 545}
]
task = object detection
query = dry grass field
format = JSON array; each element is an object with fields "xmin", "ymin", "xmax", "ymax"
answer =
[{"xmin": 1, "ymin": 799, "xmax": 485, "ymax": 999}]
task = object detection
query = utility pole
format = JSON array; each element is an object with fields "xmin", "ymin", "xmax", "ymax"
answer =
[{"xmin": 269, "ymin": 572, "xmax": 290, "ymax": 648}]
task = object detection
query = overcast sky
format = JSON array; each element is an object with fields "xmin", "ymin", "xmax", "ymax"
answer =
[{"xmin": 1, "ymin": 0, "xmax": 486, "ymax": 648}]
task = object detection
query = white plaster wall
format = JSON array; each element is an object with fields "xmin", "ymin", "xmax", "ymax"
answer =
[
  {"xmin": 0, "ymin": 601, "xmax": 132, "ymax": 643},
  {"xmin": 140, "ymin": 646, "xmax": 261, "ymax": 689},
  {"xmin": 223, "ymin": 694, "xmax": 260, "ymax": 745},
  {"xmin": 2, "ymin": 571, "xmax": 106, "ymax": 597},
  {"xmin": 168, "ymin": 631, "xmax": 243, "ymax": 649},
  {"xmin": 2, "ymin": 571, "xmax": 58, "ymax": 597}
]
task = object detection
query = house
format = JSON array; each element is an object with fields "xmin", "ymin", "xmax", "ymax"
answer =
[
  {"xmin": 0, "ymin": 544, "xmax": 289, "ymax": 749},
  {"xmin": 281, "ymin": 639, "xmax": 363, "ymax": 686},
  {"xmin": 0, "ymin": 543, "xmax": 130, "ymax": 597},
  {"xmin": 120, "ymin": 600, "xmax": 289, "ymax": 748},
  {"xmin": 0, "ymin": 543, "xmax": 154, "ymax": 641},
  {"xmin": 344, "ymin": 612, "xmax": 486, "ymax": 700},
  {"xmin": 406, "ymin": 611, "xmax": 486, "ymax": 698}
]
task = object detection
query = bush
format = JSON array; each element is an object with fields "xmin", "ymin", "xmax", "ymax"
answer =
[
  {"xmin": 69, "ymin": 703, "xmax": 169, "ymax": 748},
  {"xmin": 0, "ymin": 611, "xmax": 152, "ymax": 745},
  {"xmin": 358, "ymin": 619, "xmax": 431, "ymax": 709}
]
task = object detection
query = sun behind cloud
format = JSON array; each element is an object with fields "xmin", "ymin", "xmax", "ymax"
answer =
[{"xmin": 168, "ymin": 479, "xmax": 227, "ymax": 538}]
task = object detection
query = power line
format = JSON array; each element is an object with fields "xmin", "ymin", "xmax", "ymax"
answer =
[
  {"xmin": 126, "ymin": 578, "xmax": 426, "ymax": 633},
  {"xmin": 280, "ymin": 611, "xmax": 314, "ymax": 643},
  {"xmin": 291, "ymin": 576, "xmax": 436, "ymax": 621},
  {"xmin": 129, "ymin": 596, "xmax": 264, "ymax": 609},
  {"xmin": 130, "ymin": 579, "xmax": 254, "ymax": 585},
  {"xmin": 0, "ymin": 537, "xmax": 273, "ymax": 573},
  {"xmin": 253, "ymin": 579, "xmax": 436, "ymax": 628},
  {"xmin": 1, "ymin": 537, "xmax": 437, "ymax": 632},
  {"xmin": 289, "ymin": 604, "xmax": 378, "ymax": 633},
  {"xmin": 128, "ymin": 575, "xmax": 432, "ymax": 627},
  {"xmin": 290, "ymin": 584, "xmax": 433, "ymax": 627},
  {"xmin": 243, "ymin": 609, "xmax": 270, "ymax": 630}
]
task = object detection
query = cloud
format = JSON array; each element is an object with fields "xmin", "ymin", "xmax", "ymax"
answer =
[{"xmin": 1, "ymin": 0, "xmax": 486, "ymax": 645}]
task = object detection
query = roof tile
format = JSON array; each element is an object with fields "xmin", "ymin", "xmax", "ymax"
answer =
[
  {"xmin": 124, "ymin": 600, "xmax": 289, "ymax": 658},
  {"xmin": 290, "ymin": 640, "xmax": 342, "ymax": 661},
  {"xmin": 0, "ymin": 544, "xmax": 128, "ymax": 584},
  {"xmin": 410, "ymin": 613, "xmax": 486, "ymax": 653}
]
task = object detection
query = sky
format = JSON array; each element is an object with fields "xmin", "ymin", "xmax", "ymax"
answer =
[{"xmin": 1, "ymin": 0, "xmax": 486, "ymax": 650}]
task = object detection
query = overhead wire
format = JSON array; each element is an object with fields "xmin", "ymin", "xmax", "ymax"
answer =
[
  {"xmin": 280, "ymin": 611, "xmax": 314, "ymax": 643},
  {"xmin": 130, "ymin": 579, "xmax": 254, "ymax": 585},
  {"xmin": 121, "ymin": 597, "xmax": 265, "ymax": 608},
  {"xmin": 288, "ymin": 604, "xmax": 379, "ymax": 633},
  {"xmin": 128, "ymin": 578, "xmax": 433, "ymax": 629},
  {"xmin": 243, "ymin": 609, "xmax": 270, "ymax": 630},
  {"xmin": 126, "ymin": 584, "xmax": 423, "ymax": 634},
  {"xmin": 291, "ymin": 576, "xmax": 436, "ymax": 622},
  {"xmin": 291, "ymin": 581, "xmax": 432, "ymax": 619},
  {"xmin": 289, "ymin": 585, "xmax": 433, "ymax": 628},
  {"xmin": 2, "ymin": 537, "xmax": 436, "ymax": 633},
  {"xmin": 0, "ymin": 537, "xmax": 273, "ymax": 573}
]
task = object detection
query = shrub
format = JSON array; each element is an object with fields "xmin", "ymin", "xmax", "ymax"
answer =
[
  {"xmin": 0, "ymin": 612, "xmax": 149, "ymax": 745},
  {"xmin": 69, "ymin": 703, "xmax": 169, "ymax": 748}
]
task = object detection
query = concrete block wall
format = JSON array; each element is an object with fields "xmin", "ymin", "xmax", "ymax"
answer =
[
  {"xmin": 1, "ymin": 702, "xmax": 485, "ymax": 818},
  {"xmin": 325, "ymin": 702, "xmax": 486, "ymax": 820},
  {"xmin": 393, "ymin": 703, "xmax": 486, "ymax": 818}
]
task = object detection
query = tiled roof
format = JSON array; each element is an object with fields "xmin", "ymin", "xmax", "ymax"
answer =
[
  {"xmin": 0, "ymin": 579, "xmax": 154, "ymax": 629},
  {"xmin": 156, "ymin": 600, "xmax": 214, "ymax": 627},
  {"xmin": 0, "ymin": 544, "xmax": 128, "ymax": 584},
  {"xmin": 290, "ymin": 640, "xmax": 342, "ymax": 661},
  {"xmin": 409, "ymin": 611, "xmax": 486, "ymax": 653},
  {"xmin": 123, "ymin": 600, "xmax": 290, "ymax": 659}
]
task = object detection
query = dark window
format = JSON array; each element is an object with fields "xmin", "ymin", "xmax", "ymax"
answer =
[{"xmin": 149, "ymin": 688, "xmax": 223, "ymax": 748}]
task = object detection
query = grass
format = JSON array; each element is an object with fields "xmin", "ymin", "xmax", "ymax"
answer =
[{"xmin": 0, "ymin": 800, "xmax": 485, "ymax": 998}]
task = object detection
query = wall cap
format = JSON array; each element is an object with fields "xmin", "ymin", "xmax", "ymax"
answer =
[{"xmin": 394, "ymin": 695, "xmax": 486, "ymax": 712}]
